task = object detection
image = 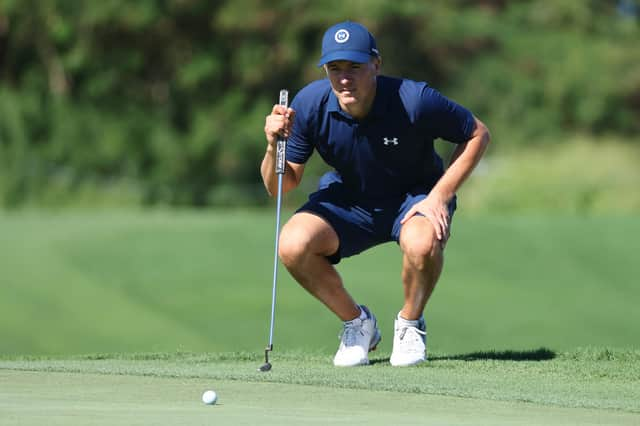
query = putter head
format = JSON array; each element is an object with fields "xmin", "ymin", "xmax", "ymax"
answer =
[
  {"xmin": 259, "ymin": 345, "xmax": 273, "ymax": 372},
  {"xmin": 258, "ymin": 362, "xmax": 272, "ymax": 372}
]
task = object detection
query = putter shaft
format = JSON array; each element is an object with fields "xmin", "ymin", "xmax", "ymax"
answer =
[
  {"xmin": 262, "ymin": 89, "xmax": 288, "ymax": 371},
  {"xmin": 266, "ymin": 173, "xmax": 283, "ymax": 352}
]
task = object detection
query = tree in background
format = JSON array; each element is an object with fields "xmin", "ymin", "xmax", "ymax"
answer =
[{"xmin": 0, "ymin": 0, "xmax": 638, "ymax": 208}]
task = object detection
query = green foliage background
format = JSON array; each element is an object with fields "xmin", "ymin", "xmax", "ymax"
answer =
[{"xmin": 0, "ymin": 0, "xmax": 639, "ymax": 208}]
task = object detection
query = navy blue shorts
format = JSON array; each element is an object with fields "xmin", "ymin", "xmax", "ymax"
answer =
[{"xmin": 297, "ymin": 172, "xmax": 456, "ymax": 264}]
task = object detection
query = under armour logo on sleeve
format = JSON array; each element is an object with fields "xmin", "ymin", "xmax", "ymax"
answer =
[{"xmin": 383, "ymin": 137, "xmax": 399, "ymax": 146}]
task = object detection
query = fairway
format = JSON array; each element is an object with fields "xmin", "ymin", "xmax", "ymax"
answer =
[
  {"xmin": 2, "ymin": 350, "xmax": 639, "ymax": 425},
  {"xmin": 1, "ymin": 211, "xmax": 639, "ymax": 424},
  {"xmin": 1, "ymin": 210, "xmax": 639, "ymax": 356}
]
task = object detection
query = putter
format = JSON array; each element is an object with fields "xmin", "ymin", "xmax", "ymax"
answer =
[{"xmin": 259, "ymin": 89, "xmax": 289, "ymax": 372}]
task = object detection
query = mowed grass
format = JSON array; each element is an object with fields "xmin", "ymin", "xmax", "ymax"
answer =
[
  {"xmin": 0, "ymin": 209, "xmax": 639, "ymax": 356},
  {"xmin": 1, "ymin": 210, "xmax": 639, "ymax": 424},
  {"xmin": 1, "ymin": 349, "xmax": 639, "ymax": 425}
]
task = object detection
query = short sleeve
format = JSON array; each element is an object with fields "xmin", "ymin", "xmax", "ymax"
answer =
[
  {"xmin": 285, "ymin": 95, "xmax": 314, "ymax": 164},
  {"xmin": 420, "ymin": 87, "xmax": 476, "ymax": 144}
]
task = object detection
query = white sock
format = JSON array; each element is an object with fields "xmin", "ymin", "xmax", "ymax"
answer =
[
  {"xmin": 397, "ymin": 313, "xmax": 421, "ymax": 327},
  {"xmin": 358, "ymin": 306, "xmax": 368, "ymax": 321},
  {"xmin": 344, "ymin": 306, "xmax": 367, "ymax": 324}
]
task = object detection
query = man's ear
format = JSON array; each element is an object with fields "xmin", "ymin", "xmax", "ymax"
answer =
[{"xmin": 373, "ymin": 56, "xmax": 382, "ymax": 74}]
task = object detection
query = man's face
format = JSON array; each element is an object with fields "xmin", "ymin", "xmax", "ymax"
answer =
[{"xmin": 324, "ymin": 59, "xmax": 380, "ymax": 112}]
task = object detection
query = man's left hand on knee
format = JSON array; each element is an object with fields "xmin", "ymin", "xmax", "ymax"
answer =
[{"xmin": 400, "ymin": 193, "xmax": 451, "ymax": 244}]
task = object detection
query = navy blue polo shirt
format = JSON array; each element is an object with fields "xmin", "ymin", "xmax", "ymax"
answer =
[{"xmin": 287, "ymin": 76, "xmax": 476, "ymax": 199}]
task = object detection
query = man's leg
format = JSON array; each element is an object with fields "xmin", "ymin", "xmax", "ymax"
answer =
[
  {"xmin": 278, "ymin": 211, "xmax": 381, "ymax": 367},
  {"xmin": 278, "ymin": 212, "xmax": 360, "ymax": 321},
  {"xmin": 390, "ymin": 215, "xmax": 443, "ymax": 366},
  {"xmin": 398, "ymin": 215, "xmax": 444, "ymax": 320}
]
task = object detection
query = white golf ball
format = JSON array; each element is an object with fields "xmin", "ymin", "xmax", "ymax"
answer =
[{"xmin": 202, "ymin": 390, "xmax": 218, "ymax": 405}]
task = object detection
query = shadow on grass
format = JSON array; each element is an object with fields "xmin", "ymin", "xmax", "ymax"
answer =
[
  {"xmin": 370, "ymin": 347, "xmax": 555, "ymax": 365},
  {"xmin": 431, "ymin": 347, "xmax": 556, "ymax": 361}
]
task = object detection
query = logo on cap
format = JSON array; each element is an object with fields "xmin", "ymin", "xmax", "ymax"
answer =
[{"xmin": 334, "ymin": 29, "xmax": 350, "ymax": 43}]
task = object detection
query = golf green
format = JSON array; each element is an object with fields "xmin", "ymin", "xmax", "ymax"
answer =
[{"xmin": 2, "ymin": 369, "xmax": 638, "ymax": 425}]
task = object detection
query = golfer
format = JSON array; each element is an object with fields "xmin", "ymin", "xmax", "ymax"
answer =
[{"xmin": 262, "ymin": 21, "xmax": 490, "ymax": 367}]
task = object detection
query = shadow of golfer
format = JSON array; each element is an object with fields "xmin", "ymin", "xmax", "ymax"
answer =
[
  {"xmin": 430, "ymin": 347, "xmax": 556, "ymax": 361},
  {"xmin": 369, "ymin": 347, "xmax": 556, "ymax": 365}
]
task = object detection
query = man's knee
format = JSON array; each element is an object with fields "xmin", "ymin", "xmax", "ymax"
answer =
[
  {"xmin": 400, "ymin": 221, "xmax": 442, "ymax": 269},
  {"xmin": 405, "ymin": 237, "xmax": 441, "ymax": 265},
  {"xmin": 278, "ymin": 213, "xmax": 339, "ymax": 266},
  {"xmin": 278, "ymin": 224, "xmax": 310, "ymax": 267}
]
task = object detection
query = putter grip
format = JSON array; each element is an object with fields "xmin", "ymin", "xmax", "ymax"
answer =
[{"xmin": 275, "ymin": 89, "xmax": 289, "ymax": 175}]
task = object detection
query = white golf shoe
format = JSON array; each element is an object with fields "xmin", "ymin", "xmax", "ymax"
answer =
[
  {"xmin": 333, "ymin": 306, "xmax": 381, "ymax": 367},
  {"xmin": 390, "ymin": 315, "xmax": 427, "ymax": 367}
]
